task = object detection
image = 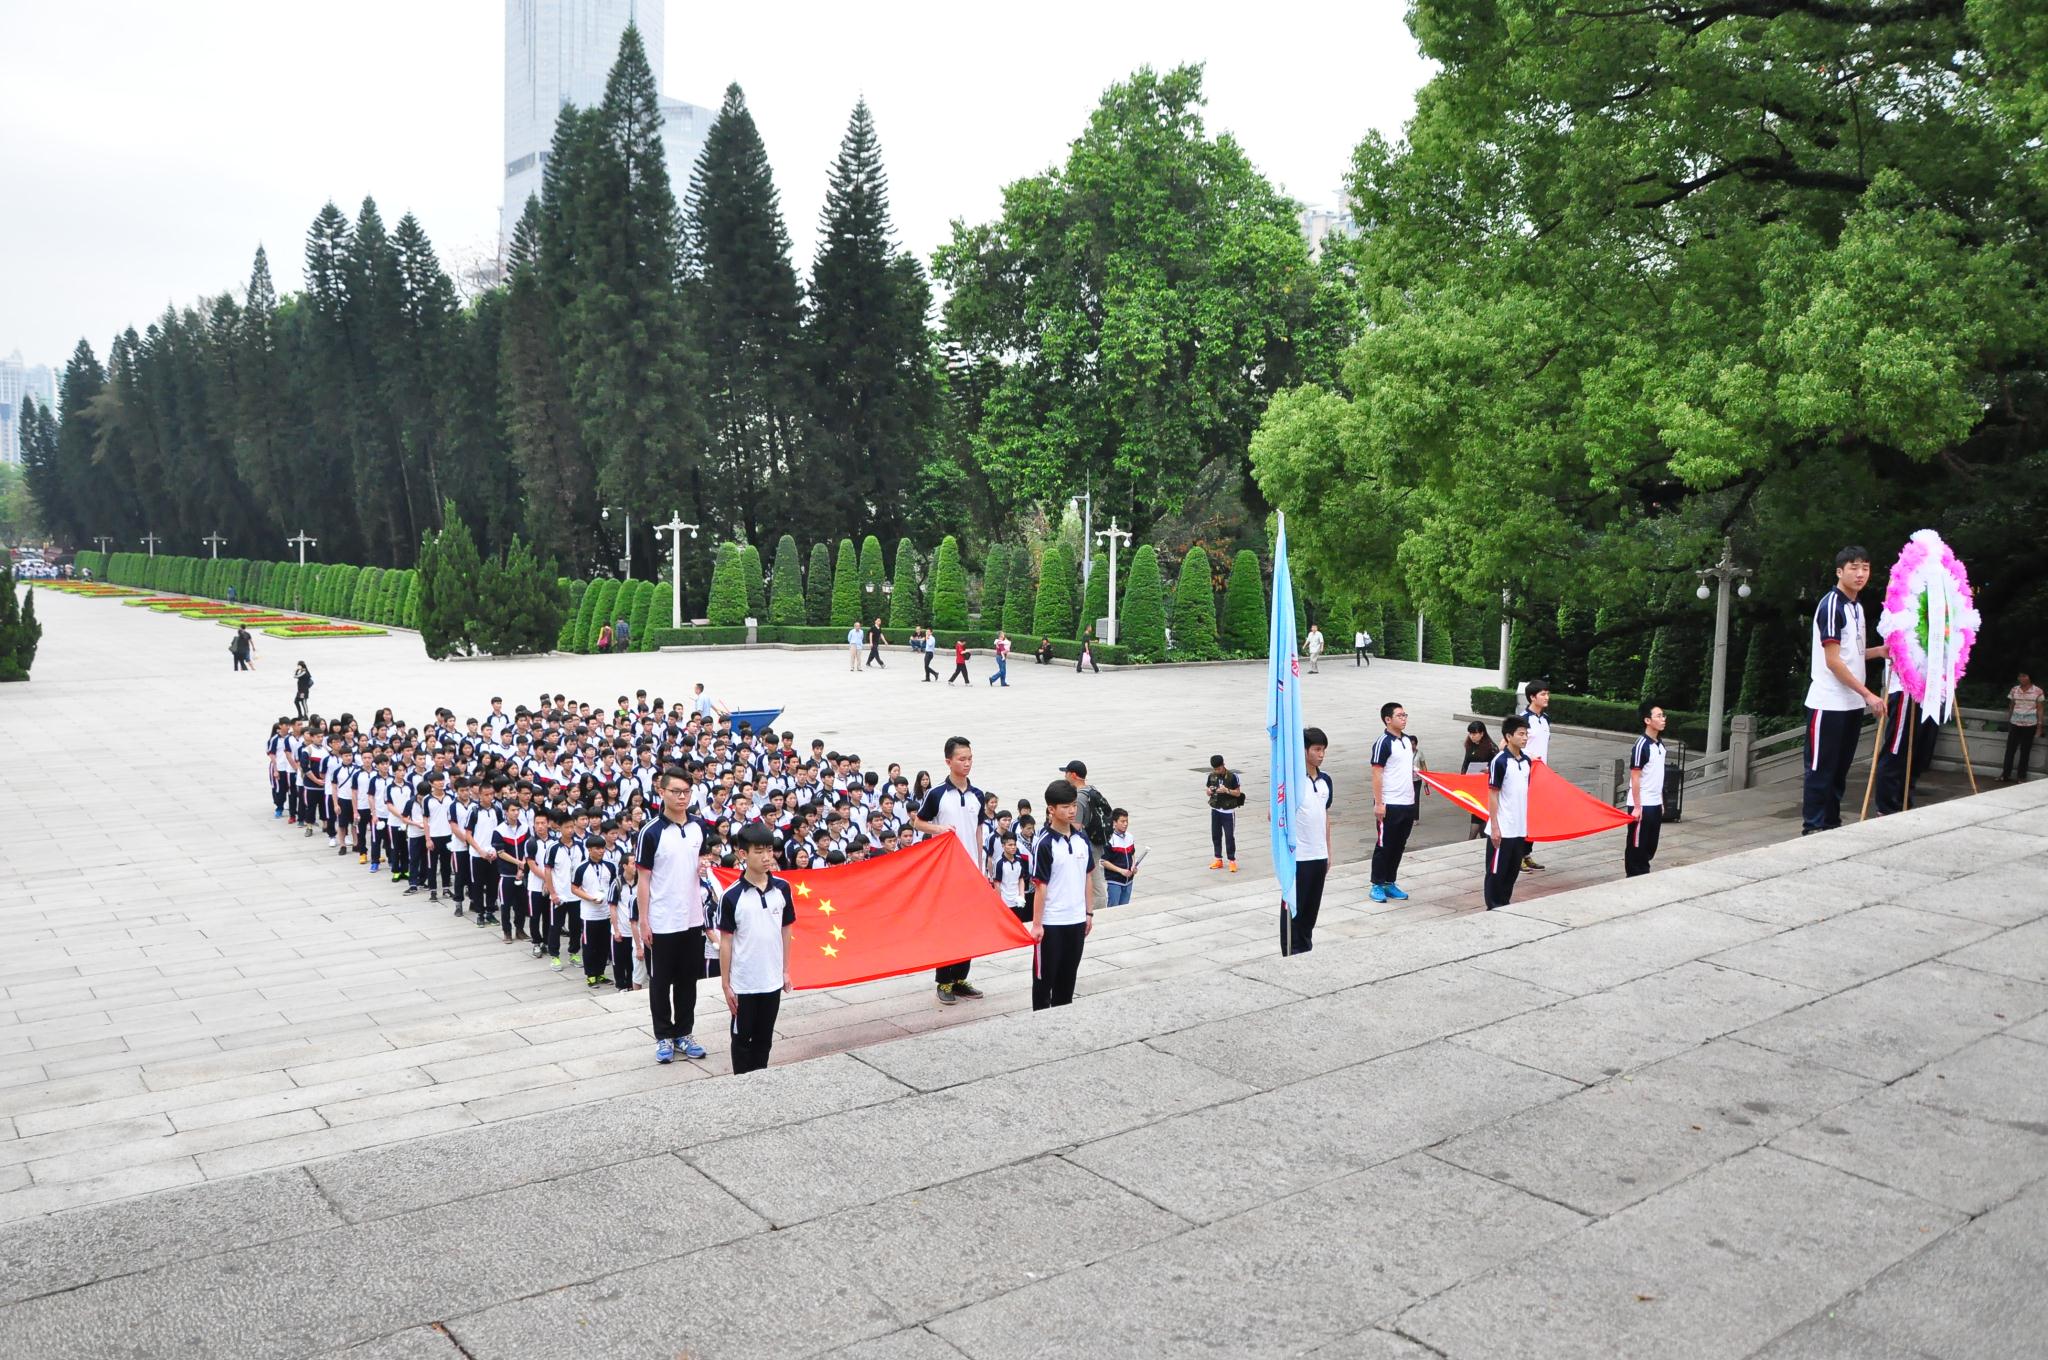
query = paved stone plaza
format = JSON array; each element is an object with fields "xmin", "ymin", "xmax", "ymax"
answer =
[{"xmin": 3, "ymin": 589, "xmax": 2045, "ymax": 1357}]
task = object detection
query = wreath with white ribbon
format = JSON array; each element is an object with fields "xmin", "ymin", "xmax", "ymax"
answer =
[{"xmin": 1877, "ymin": 530, "xmax": 1980, "ymax": 726}]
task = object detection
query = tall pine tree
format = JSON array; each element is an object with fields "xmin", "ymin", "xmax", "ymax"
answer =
[
  {"xmin": 503, "ymin": 194, "xmax": 603, "ymax": 574},
  {"xmin": 686, "ymin": 82, "xmax": 811, "ymax": 540},
  {"xmin": 807, "ymin": 99, "xmax": 937, "ymax": 541}
]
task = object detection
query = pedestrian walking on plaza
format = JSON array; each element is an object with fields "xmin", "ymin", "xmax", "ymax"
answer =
[
  {"xmin": 1625, "ymin": 703, "xmax": 1667, "ymax": 876},
  {"xmin": 1287, "ymin": 728, "xmax": 1333, "ymax": 953},
  {"xmin": 596, "ymin": 622, "xmax": 613, "ymax": 654},
  {"xmin": 989, "ymin": 631, "xmax": 1011, "ymax": 686},
  {"xmin": 614, "ymin": 614, "xmax": 630, "ymax": 651},
  {"xmin": 1206, "ymin": 754, "xmax": 1242, "ymax": 870},
  {"xmin": 292, "ymin": 660, "xmax": 313, "ymax": 719},
  {"xmin": 920, "ymin": 627, "xmax": 938, "ymax": 682},
  {"xmin": 1355, "ymin": 627, "xmax": 1371, "ymax": 666},
  {"xmin": 1028, "ymin": 779, "xmax": 1096, "ymax": 1009},
  {"xmin": 2004, "ymin": 670, "xmax": 2042, "ymax": 781},
  {"xmin": 719, "ymin": 823, "xmax": 795, "ymax": 1073},
  {"xmin": 1075, "ymin": 628, "xmax": 1101, "ymax": 673},
  {"xmin": 948, "ymin": 637, "xmax": 972, "ymax": 684},
  {"xmin": 865, "ymin": 618, "xmax": 887, "ymax": 668},
  {"xmin": 1306, "ymin": 623, "xmax": 1325, "ymax": 673},
  {"xmin": 1484, "ymin": 717, "xmax": 1533, "ymax": 908},
  {"xmin": 846, "ymin": 623, "xmax": 863, "ymax": 672},
  {"xmin": 230, "ymin": 626, "xmax": 253, "ymax": 671},
  {"xmin": 1802, "ymin": 546, "xmax": 1889, "ymax": 833},
  {"xmin": 639, "ymin": 768, "xmax": 711, "ymax": 1063},
  {"xmin": 1369, "ymin": 702, "xmax": 1419, "ymax": 903}
]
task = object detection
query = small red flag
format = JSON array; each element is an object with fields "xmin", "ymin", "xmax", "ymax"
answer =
[
  {"xmin": 711, "ymin": 834, "xmax": 1033, "ymax": 990},
  {"xmin": 1417, "ymin": 762, "xmax": 1637, "ymax": 842}
]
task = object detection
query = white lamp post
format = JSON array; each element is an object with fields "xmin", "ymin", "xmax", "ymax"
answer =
[
  {"xmin": 657, "ymin": 513, "xmax": 699, "ymax": 628},
  {"xmin": 288, "ymin": 531, "xmax": 318, "ymax": 612},
  {"xmin": 140, "ymin": 532, "xmax": 162, "ymax": 558},
  {"xmin": 1094, "ymin": 518, "xmax": 1131, "ymax": 644},
  {"xmin": 1695, "ymin": 537, "xmax": 1754, "ymax": 763},
  {"xmin": 202, "ymin": 532, "xmax": 227, "ymax": 559},
  {"xmin": 602, "ymin": 506, "xmax": 633, "ymax": 578}
]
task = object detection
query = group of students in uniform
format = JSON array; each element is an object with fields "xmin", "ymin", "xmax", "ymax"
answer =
[{"xmin": 263, "ymin": 692, "xmax": 1131, "ymax": 1073}]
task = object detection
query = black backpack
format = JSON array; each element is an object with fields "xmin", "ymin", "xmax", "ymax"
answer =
[{"xmin": 1081, "ymin": 787, "xmax": 1114, "ymax": 847}]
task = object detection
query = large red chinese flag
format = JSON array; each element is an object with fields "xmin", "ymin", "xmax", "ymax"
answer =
[
  {"xmin": 1417, "ymin": 763, "xmax": 1636, "ymax": 842},
  {"xmin": 711, "ymin": 835, "xmax": 1034, "ymax": 990}
]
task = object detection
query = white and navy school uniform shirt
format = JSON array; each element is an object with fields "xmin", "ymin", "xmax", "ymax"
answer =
[
  {"xmin": 1031, "ymin": 826, "xmax": 1096, "ymax": 926},
  {"xmin": 1519, "ymin": 710, "xmax": 1551, "ymax": 763},
  {"xmin": 1489, "ymin": 749, "xmax": 1532, "ymax": 839},
  {"xmin": 1370, "ymin": 732, "xmax": 1417, "ymax": 807},
  {"xmin": 992, "ymin": 854, "xmax": 1028, "ymax": 909},
  {"xmin": 1295, "ymin": 770, "xmax": 1334, "ymax": 863},
  {"xmin": 716, "ymin": 874, "xmax": 794, "ymax": 994},
  {"xmin": 572, "ymin": 858, "xmax": 616, "ymax": 921},
  {"xmin": 425, "ymin": 792, "xmax": 456, "ymax": 839},
  {"xmin": 917, "ymin": 780, "xmax": 986, "ymax": 868},
  {"xmin": 1627, "ymin": 736, "xmax": 1666, "ymax": 811},
  {"xmin": 637, "ymin": 815, "xmax": 710, "ymax": 933},
  {"xmin": 1804, "ymin": 587, "xmax": 1867, "ymax": 712}
]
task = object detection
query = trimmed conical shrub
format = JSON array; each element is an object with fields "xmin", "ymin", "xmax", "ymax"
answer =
[
  {"xmin": 1221, "ymin": 549, "xmax": 1266, "ymax": 656},
  {"xmin": 770, "ymin": 535, "xmax": 805, "ymax": 625},
  {"xmin": 931, "ymin": 536, "xmax": 969, "ymax": 631},
  {"xmin": 805, "ymin": 541, "xmax": 832, "ymax": 625},
  {"xmin": 830, "ymin": 539, "xmax": 860, "ymax": 628},
  {"xmin": 1033, "ymin": 543, "xmax": 1077, "ymax": 639},
  {"xmin": 707, "ymin": 545, "xmax": 748, "ymax": 627},
  {"xmin": 1171, "ymin": 547, "xmax": 1220, "ymax": 660},
  {"xmin": 889, "ymin": 539, "xmax": 921, "ymax": 630},
  {"xmin": 1118, "ymin": 545, "xmax": 1167, "ymax": 661}
]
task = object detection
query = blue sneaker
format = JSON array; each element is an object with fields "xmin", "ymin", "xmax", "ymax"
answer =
[
  {"xmin": 1384, "ymin": 884, "xmax": 1410, "ymax": 901},
  {"xmin": 655, "ymin": 1039, "xmax": 675, "ymax": 1064},
  {"xmin": 1369, "ymin": 884, "xmax": 1388, "ymax": 904},
  {"xmin": 679, "ymin": 1036, "xmax": 706, "ymax": 1060},
  {"xmin": 272, "ymin": 808, "xmax": 283, "ymax": 819}
]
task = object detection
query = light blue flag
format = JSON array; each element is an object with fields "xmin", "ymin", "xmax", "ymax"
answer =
[{"xmin": 1267, "ymin": 513, "xmax": 1309, "ymax": 929}]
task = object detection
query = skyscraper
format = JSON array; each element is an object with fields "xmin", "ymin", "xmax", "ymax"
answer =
[
  {"xmin": 502, "ymin": 0, "xmax": 712, "ymax": 252},
  {"xmin": 0, "ymin": 351, "xmax": 58, "ymax": 467}
]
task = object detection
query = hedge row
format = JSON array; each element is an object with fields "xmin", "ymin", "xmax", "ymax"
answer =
[
  {"xmin": 72, "ymin": 551, "xmax": 420, "ymax": 629},
  {"xmin": 644, "ymin": 625, "xmax": 1131, "ymax": 665},
  {"xmin": 1469, "ymin": 686, "xmax": 1709, "ymax": 750}
]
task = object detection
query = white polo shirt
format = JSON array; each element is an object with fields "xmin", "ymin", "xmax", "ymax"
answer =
[
  {"xmin": 638, "ymin": 814, "xmax": 709, "ymax": 933},
  {"xmin": 1489, "ymin": 750, "xmax": 1532, "ymax": 838},
  {"xmin": 1519, "ymin": 710, "xmax": 1551, "ymax": 763},
  {"xmin": 1627, "ymin": 736, "xmax": 1666, "ymax": 810},
  {"xmin": 918, "ymin": 778, "xmax": 985, "ymax": 866},
  {"xmin": 1804, "ymin": 588, "xmax": 1868, "ymax": 711},
  {"xmin": 1371, "ymin": 732, "xmax": 1416, "ymax": 806},
  {"xmin": 1031, "ymin": 827, "xmax": 1096, "ymax": 926},
  {"xmin": 1295, "ymin": 771, "xmax": 1333, "ymax": 862},
  {"xmin": 717, "ymin": 875, "xmax": 795, "ymax": 993}
]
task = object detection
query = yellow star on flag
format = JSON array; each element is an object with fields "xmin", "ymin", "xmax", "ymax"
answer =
[
  {"xmin": 821, "ymin": 943, "xmax": 839, "ymax": 958},
  {"xmin": 829, "ymin": 925, "xmax": 846, "ymax": 941},
  {"xmin": 794, "ymin": 882, "xmax": 811, "ymax": 898},
  {"xmin": 817, "ymin": 899, "xmax": 835, "ymax": 915}
]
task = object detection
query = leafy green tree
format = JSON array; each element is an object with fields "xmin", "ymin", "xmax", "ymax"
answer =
[
  {"xmin": 830, "ymin": 538, "xmax": 860, "ymax": 627},
  {"xmin": 1, "ymin": 555, "xmax": 37, "ymax": 681},
  {"xmin": 707, "ymin": 545, "xmax": 748, "ymax": 626},
  {"xmin": 503, "ymin": 193, "xmax": 602, "ymax": 574},
  {"xmin": 1253, "ymin": 0, "xmax": 2048, "ymax": 688},
  {"xmin": 1221, "ymin": 549, "xmax": 1266, "ymax": 655},
  {"xmin": 1172, "ymin": 547, "xmax": 1220, "ymax": 659},
  {"xmin": 768, "ymin": 535, "xmax": 805, "ymax": 624},
  {"xmin": 1423, "ymin": 613, "xmax": 1453, "ymax": 664},
  {"xmin": 740, "ymin": 543, "xmax": 766, "ymax": 620},
  {"xmin": 979, "ymin": 544, "xmax": 1008, "ymax": 628},
  {"xmin": 418, "ymin": 502, "xmax": 485, "ymax": 658},
  {"xmin": 1587, "ymin": 605, "xmax": 1645, "ymax": 703},
  {"xmin": 1118, "ymin": 545, "xmax": 1167, "ymax": 661},
  {"xmin": 807, "ymin": 99, "xmax": 937, "ymax": 540},
  {"xmin": 935, "ymin": 66, "xmax": 1345, "ymax": 536},
  {"xmin": 888, "ymin": 539, "xmax": 921, "ymax": 630},
  {"xmin": 686, "ymin": 82, "xmax": 809, "ymax": 541},
  {"xmin": 640, "ymin": 581, "xmax": 673, "ymax": 648},
  {"xmin": 472, "ymin": 536, "xmax": 567, "ymax": 656},
  {"xmin": 1001, "ymin": 549, "xmax": 1035, "ymax": 637},
  {"xmin": 1034, "ymin": 542, "xmax": 1077, "ymax": 639},
  {"xmin": 804, "ymin": 541, "xmax": 833, "ymax": 625},
  {"xmin": 930, "ymin": 535, "xmax": 969, "ymax": 631}
]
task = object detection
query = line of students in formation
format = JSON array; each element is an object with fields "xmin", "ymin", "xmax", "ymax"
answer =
[
  {"xmin": 263, "ymin": 694, "xmax": 1137, "ymax": 1073},
  {"xmin": 1273, "ymin": 687, "xmax": 1670, "ymax": 954}
]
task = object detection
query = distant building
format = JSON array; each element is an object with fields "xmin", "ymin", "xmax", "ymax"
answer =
[
  {"xmin": 502, "ymin": 0, "xmax": 713, "ymax": 254},
  {"xmin": 0, "ymin": 351, "xmax": 58, "ymax": 467},
  {"xmin": 1298, "ymin": 206, "xmax": 1359, "ymax": 260}
]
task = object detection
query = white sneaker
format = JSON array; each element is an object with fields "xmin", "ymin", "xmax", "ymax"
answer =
[{"xmin": 326, "ymin": 837, "xmax": 337, "ymax": 847}]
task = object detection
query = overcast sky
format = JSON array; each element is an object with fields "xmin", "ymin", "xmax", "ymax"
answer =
[{"xmin": 0, "ymin": 1, "xmax": 1432, "ymax": 374}]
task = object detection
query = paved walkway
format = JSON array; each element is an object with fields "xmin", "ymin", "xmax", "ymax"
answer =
[
  {"xmin": 0, "ymin": 588, "xmax": 1849, "ymax": 1223},
  {"xmin": 0, "ymin": 747, "xmax": 2042, "ymax": 1356}
]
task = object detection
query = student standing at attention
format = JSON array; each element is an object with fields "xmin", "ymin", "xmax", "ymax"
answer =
[
  {"xmin": 1518, "ymin": 680, "xmax": 1553, "ymax": 870},
  {"xmin": 1484, "ymin": 717, "xmax": 1533, "ymax": 909},
  {"xmin": 1369, "ymin": 702, "xmax": 1418, "ymax": 903},
  {"xmin": 1625, "ymin": 703, "xmax": 1667, "ymax": 876},
  {"xmin": 1802, "ymin": 546, "xmax": 1888, "ymax": 834},
  {"xmin": 1287, "ymin": 727, "xmax": 1333, "ymax": 955},
  {"xmin": 1027, "ymin": 780, "xmax": 1095, "ymax": 1009},
  {"xmin": 719, "ymin": 823, "xmax": 795, "ymax": 1073}
]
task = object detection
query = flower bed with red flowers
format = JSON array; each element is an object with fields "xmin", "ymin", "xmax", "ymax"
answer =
[
  {"xmin": 44, "ymin": 581, "xmax": 148, "ymax": 598},
  {"xmin": 211, "ymin": 613, "xmax": 305, "ymax": 627},
  {"xmin": 259, "ymin": 621, "xmax": 387, "ymax": 639}
]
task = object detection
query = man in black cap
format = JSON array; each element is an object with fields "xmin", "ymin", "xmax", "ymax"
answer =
[{"xmin": 1062, "ymin": 760, "xmax": 1113, "ymax": 915}]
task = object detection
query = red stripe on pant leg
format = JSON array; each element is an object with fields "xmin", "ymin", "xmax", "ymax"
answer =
[{"xmin": 1490, "ymin": 844, "xmax": 1500, "ymax": 873}]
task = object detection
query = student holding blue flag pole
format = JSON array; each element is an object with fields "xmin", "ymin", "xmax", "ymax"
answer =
[{"xmin": 1268, "ymin": 515, "xmax": 1333, "ymax": 955}]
